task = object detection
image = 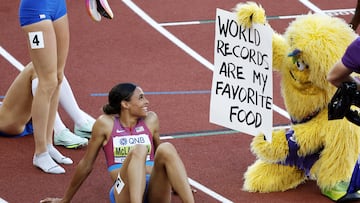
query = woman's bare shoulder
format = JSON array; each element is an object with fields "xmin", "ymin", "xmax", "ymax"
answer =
[
  {"xmin": 145, "ymin": 111, "xmax": 159, "ymax": 122},
  {"xmin": 93, "ymin": 114, "xmax": 115, "ymax": 132}
]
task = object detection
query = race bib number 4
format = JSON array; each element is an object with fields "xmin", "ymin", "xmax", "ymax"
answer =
[{"xmin": 28, "ymin": 31, "xmax": 44, "ymax": 49}]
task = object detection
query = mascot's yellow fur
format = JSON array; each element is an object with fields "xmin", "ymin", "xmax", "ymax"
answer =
[{"xmin": 234, "ymin": 2, "xmax": 360, "ymax": 201}]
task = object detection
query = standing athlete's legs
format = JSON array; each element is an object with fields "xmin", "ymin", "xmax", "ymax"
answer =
[
  {"xmin": 31, "ymin": 75, "xmax": 89, "ymax": 148},
  {"xmin": 22, "ymin": 12, "xmax": 70, "ymax": 173}
]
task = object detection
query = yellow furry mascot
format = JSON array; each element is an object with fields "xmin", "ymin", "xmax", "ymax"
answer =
[{"xmin": 234, "ymin": 2, "xmax": 360, "ymax": 201}]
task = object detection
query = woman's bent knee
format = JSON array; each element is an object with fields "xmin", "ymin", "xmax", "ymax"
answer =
[
  {"xmin": 155, "ymin": 142, "xmax": 178, "ymax": 161},
  {"xmin": 129, "ymin": 144, "xmax": 148, "ymax": 159}
]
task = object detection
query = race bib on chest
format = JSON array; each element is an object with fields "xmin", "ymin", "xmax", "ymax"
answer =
[{"xmin": 113, "ymin": 134, "xmax": 151, "ymax": 163}]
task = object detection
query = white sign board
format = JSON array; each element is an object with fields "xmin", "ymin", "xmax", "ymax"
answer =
[{"xmin": 210, "ymin": 8, "xmax": 273, "ymax": 141}]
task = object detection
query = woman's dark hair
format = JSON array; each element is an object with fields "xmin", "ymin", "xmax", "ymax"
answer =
[{"xmin": 102, "ymin": 83, "xmax": 137, "ymax": 115}]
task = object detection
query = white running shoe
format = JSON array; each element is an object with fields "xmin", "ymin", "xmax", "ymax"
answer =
[
  {"xmin": 74, "ymin": 119, "xmax": 94, "ymax": 139},
  {"xmin": 54, "ymin": 128, "xmax": 88, "ymax": 149}
]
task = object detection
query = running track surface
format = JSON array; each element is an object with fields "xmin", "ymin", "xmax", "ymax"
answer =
[{"xmin": 0, "ymin": 0, "xmax": 359, "ymax": 202}]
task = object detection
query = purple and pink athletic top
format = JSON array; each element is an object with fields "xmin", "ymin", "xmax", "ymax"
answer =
[{"xmin": 103, "ymin": 117, "xmax": 155, "ymax": 171}]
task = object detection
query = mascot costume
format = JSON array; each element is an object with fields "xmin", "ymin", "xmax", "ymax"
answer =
[{"xmin": 234, "ymin": 2, "xmax": 360, "ymax": 201}]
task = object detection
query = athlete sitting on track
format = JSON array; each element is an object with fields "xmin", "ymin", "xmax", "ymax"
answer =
[
  {"xmin": 0, "ymin": 63, "xmax": 94, "ymax": 168},
  {"xmin": 1, "ymin": 62, "xmax": 94, "ymax": 146},
  {"xmin": 40, "ymin": 83, "xmax": 195, "ymax": 203}
]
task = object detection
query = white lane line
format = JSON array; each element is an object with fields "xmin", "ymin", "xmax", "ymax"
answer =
[
  {"xmin": 0, "ymin": 46, "xmax": 25, "ymax": 71},
  {"xmin": 121, "ymin": 0, "xmax": 213, "ymax": 71},
  {"xmin": 189, "ymin": 178, "xmax": 234, "ymax": 203},
  {"xmin": 121, "ymin": 0, "xmax": 289, "ymax": 121},
  {"xmin": 159, "ymin": 8, "xmax": 355, "ymax": 27},
  {"xmin": 0, "ymin": 198, "xmax": 8, "ymax": 203},
  {"xmin": 273, "ymin": 104, "xmax": 290, "ymax": 119},
  {"xmin": 2, "ymin": 43, "xmax": 233, "ymax": 202},
  {"xmin": 298, "ymin": 0, "xmax": 326, "ymax": 14},
  {"xmin": 122, "ymin": 1, "xmax": 235, "ymax": 202}
]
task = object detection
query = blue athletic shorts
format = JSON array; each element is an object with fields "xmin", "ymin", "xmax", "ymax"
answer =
[
  {"xmin": 0, "ymin": 121, "xmax": 33, "ymax": 138},
  {"xmin": 109, "ymin": 174, "xmax": 151, "ymax": 203},
  {"xmin": 108, "ymin": 161, "xmax": 154, "ymax": 203},
  {"xmin": 108, "ymin": 160, "xmax": 154, "ymax": 172},
  {"xmin": 19, "ymin": 0, "xmax": 67, "ymax": 26}
]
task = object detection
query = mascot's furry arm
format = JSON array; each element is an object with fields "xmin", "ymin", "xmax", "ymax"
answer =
[{"xmin": 233, "ymin": 2, "xmax": 288, "ymax": 72}]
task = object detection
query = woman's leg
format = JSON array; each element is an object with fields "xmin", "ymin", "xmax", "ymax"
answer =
[
  {"xmin": 23, "ymin": 19, "xmax": 59, "ymax": 156},
  {"xmin": 59, "ymin": 76, "xmax": 95, "ymax": 138},
  {"xmin": 32, "ymin": 77, "xmax": 88, "ymax": 148},
  {"xmin": 147, "ymin": 142, "xmax": 194, "ymax": 203},
  {"xmin": 114, "ymin": 145, "xmax": 148, "ymax": 203},
  {"xmin": 59, "ymin": 77, "xmax": 89, "ymax": 127},
  {"xmin": 44, "ymin": 14, "xmax": 76, "ymax": 163},
  {"xmin": 0, "ymin": 64, "xmax": 34, "ymax": 135},
  {"xmin": 22, "ymin": 14, "xmax": 70, "ymax": 173}
]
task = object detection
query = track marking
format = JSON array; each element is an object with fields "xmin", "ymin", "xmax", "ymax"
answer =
[
  {"xmin": 159, "ymin": 8, "xmax": 355, "ymax": 27},
  {"xmin": 122, "ymin": 1, "xmax": 235, "ymax": 202},
  {"xmin": 1, "ymin": 45, "xmax": 236, "ymax": 202},
  {"xmin": 0, "ymin": 198, "xmax": 8, "ymax": 203},
  {"xmin": 0, "ymin": 46, "xmax": 25, "ymax": 71},
  {"xmin": 92, "ymin": 90, "xmax": 291, "ymax": 119},
  {"xmin": 160, "ymin": 124, "xmax": 291, "ymax": 140},
  {"xmin": 91, "ymin": 90, "xmax": 211, "ymax": 97},
  {"xmin": 122, "ymin": 0, "xmax": 213, "ymax": 71},
  {"xmin": 121, "ymin": 1, "xmax": 292, "ymax": 201},
  {"xmin": 298, "ymin": 0, "xmax": 325, "ymax": 14},
  {"xmin": 188, "ymin": 178, "xmax": 233, "ymax": 203}
]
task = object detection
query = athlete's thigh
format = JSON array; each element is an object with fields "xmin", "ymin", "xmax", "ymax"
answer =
[
  {"xmin": 22, "ymin": 20, "xmax": 58, "ymax": 81},
  {"xmin": 0, "ymin": 65, "xmax": 35, "ymax": 129},
  {"xmin": 147, "ymin": 167, "xmax": 172, "ymax": 202},
  {"xmin": 53, "ymin": 14, "xmax": 69, "ymax": 75}
]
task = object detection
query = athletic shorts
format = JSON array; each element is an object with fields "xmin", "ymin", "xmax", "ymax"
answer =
[
  {"xmin": 19, "ymin": 0, "xmax": 67, "ymax": 26},
  {"xmin": 0, "ymin": 121, "xmax": 33, "ymax": 138},
  {"xmin": 109, "ymin": 174, "xmax": 151, "ymax": 203},
  {"xmin": 108, "ymin": 161, "xmax": 154, "ymax": 203},
  {"xmin": 108, "ymin": 160, "xmax": 154, "ymax": 172}
]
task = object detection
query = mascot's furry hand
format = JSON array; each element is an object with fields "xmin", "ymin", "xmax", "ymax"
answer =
[
  {"xmin": 233, "ymin": 1, "xmax": 266, "ymax": 28},
  {"xmin": 86, "ymin": 0, "xmax": 114, "ymax": 22}
]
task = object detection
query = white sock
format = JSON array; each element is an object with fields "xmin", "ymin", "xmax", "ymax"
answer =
[
  {"xmin": 33, "ymin": 151, "xmax": 65, "ymax": 174},
  {"xmin": 31, "ymin": 78, "xmax": 38, "ymax": 96},
  {"xmin": 53, "ymin": 113, "xmax": 67, "ymax": 134},
  {"xmin": 59, "ymin": 77, "xmax": 88, "ymax": 127},
  {"xmin": 47, "ymin": 144, "xmax": 73, "ymax": 164}
]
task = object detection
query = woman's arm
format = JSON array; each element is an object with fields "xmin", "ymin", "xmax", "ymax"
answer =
[
  {"xmin": 327, "ymin": 61, "xmax": 355, "ymax": 88},
  {"xmin": 41, "ymin": 115, "xmax": 112, "ymax": 203},
  {"xmin": 145, "ymin": 111, "xmax": 161, "ymax": 150}
]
